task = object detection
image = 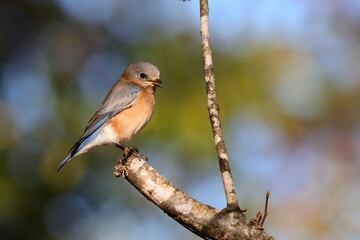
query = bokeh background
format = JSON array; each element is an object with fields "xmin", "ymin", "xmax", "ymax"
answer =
[{"xmin": 1, "ymin": 0, "xmax": 360, "ymax": 239}]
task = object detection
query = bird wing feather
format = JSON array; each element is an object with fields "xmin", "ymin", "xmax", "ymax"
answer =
[{"xmin": 69, "ymin": 84, "xmax": 141, "ymax": 153}]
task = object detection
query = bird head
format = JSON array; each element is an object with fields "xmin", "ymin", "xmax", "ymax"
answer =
[{"xmin": 125, "ymin": 62, "xmax": 162, "ymax": 89}]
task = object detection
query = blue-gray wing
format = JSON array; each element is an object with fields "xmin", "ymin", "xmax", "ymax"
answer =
[{"xmin": 69, "ymin": 84, "xmax": 141, "ymax": 152}]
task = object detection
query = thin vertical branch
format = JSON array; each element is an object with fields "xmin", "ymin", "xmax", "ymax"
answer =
[{"xmin": 199, "ymin": 0, "xmax": 240, "ymax": 210}]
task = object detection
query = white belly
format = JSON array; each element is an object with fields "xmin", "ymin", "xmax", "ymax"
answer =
[{"xmin": 75, "ymin": 125, "xmax": 119, "ymax": 156}]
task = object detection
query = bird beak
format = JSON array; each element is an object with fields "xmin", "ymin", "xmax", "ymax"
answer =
[{"xmin": 147, "ymin": 79, "xmax": 163, "ymax": 87}]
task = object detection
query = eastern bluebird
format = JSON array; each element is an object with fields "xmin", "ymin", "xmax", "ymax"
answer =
[{"xmin": 57, "ymin": 62, "xmax": 162, "ymax": 172}]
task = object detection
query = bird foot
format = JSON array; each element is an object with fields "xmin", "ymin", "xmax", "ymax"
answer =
[
  {"xmin": 125, "ymin": 146, "xmax": 138, "ymax": 155},
  {"xmin": 117, "ymin": 145, "xmax": 148, "ymax": 164},
  {"xmin": 114, "ymin": 146, "xmax": 148, "ymax": 177},
  {"xmin": 132, "ymin": 150, "xmax": 148, "ymax": 162}
]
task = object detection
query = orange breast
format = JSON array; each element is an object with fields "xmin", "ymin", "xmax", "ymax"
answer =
[{"xmin": 108, "ymin": 91, "xmax": 155, "ymax": 142}]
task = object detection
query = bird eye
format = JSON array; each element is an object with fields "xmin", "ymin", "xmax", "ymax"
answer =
[{"xmin": 139, "ymin": 72, "xmax": 146, "ymax": 79}]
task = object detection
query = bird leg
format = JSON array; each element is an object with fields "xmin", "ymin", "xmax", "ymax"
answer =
[{"xmin": 115, "ymin": 143, "xmax": 148, "ymax": 164}]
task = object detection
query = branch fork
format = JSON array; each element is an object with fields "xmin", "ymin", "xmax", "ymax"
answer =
[
  {"xmin": 110, "ymin": 0, "xmax": 274, "ymax": 239},
  {"xmin": 199, "ymin": 0, "xmax": 239, "ymax": 211}
]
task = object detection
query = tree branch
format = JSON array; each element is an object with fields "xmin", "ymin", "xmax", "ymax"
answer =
[
  {"xmin": 111, "ymin": 1, "xmax": 275, "ymax": 239},
  {"xmin": 115, "ymin": 156, "xmax": 274, "ymax": 240},
  {"xmin": 199, "ymin": 0, "xmax": 240, "ymax": 210}
]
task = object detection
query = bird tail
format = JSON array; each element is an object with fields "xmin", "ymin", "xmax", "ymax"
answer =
[
  {"xmin": 57, "ymin": 154, "xmax": 72, "ymax": 173},
  {"xmin": 57, "ymin": 127, "xmax": 101, "ymax": 172},
  {"xmin": 57, "ymin": 139, "xmax": 84, "ymax": 173}
]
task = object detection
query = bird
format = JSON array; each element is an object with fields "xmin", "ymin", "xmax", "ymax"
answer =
[{"xmin": 57, "ymin": 62, "xmax": 162, "ymax": 172}]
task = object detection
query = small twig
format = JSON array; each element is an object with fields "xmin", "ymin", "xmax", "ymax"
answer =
[
  {"xmin": 254, "ymin": 212, "xmax": 262, "ymax": 224},
  {"xmin": 260, "ymin": 191, "xmax": 270, "ymax": 227},
  {"xmin": 199, "ymin": 0, "xmax": 240, "ymax": 210}
]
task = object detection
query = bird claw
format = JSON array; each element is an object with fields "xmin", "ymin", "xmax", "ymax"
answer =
[
  {"xmin": 136, "ymin": 152, "xmax": 148, "ymax": 162},
  {"xmin": 114, "ymin": 146, "xmax": 148, "ymax": 177},
  {"xmin": 120, "ymin": 148, "xmax": 132, "ymax": 164},
  {"xmin": 129, "ymin": 146, "xmax": 138, "ymax": 151},
  {"xmin": 120, "ymin": 146, "xmax": 148, "ymax": 164}
]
